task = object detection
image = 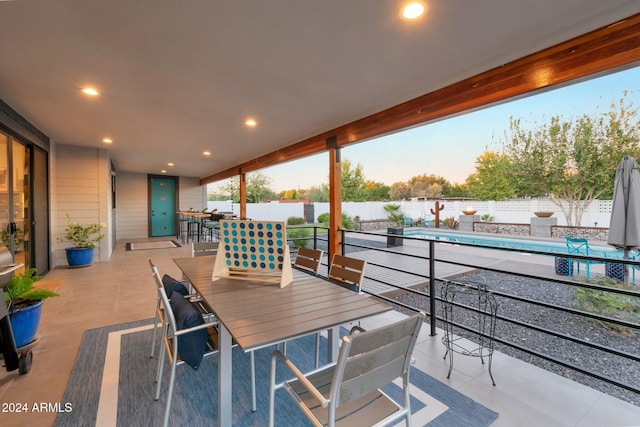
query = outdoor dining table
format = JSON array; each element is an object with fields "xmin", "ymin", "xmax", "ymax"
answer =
[{"xmin": 173, "ymin": 255, "xmax": 392, "ymax": 427}]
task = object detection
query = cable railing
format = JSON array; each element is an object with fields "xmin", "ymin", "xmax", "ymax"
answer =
[{"xmin": 286, "ymin": 224, "xmax": 640, "ymax": 399}]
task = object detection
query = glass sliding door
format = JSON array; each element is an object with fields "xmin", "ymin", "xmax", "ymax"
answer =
[
  {"xmin": 0, "ymin": 131, "xmax": 31, "ymax": 272},
  {"xmin": 11, "ymin": 138, "xmax": 29, "ymax": 270}
]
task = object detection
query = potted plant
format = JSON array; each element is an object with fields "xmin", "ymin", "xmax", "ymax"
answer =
[
  {"xmin": 59, "ymin": 214, "xmax": 105, "ymax": 267},
  {"xmin": 4, "ymin": 268, "xmax": 58, "ymax": 349},
  {"xmin": 383, "ymin": 204, "xmax": 404, "ymax": 247}
]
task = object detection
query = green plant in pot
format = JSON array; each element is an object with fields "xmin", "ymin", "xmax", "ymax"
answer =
[
  {"xmin": 4, "ymin": 268, "xmax": 58, "ymax": 349},
  {"xmin": 59, "ymin": 214, "xmax": 105, "ymax": 267}
]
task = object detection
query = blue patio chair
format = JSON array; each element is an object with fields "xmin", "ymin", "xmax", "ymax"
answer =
[
  {"xmin": 421, "ymin": 211, "xmax": 433, "ymax": 227},
  {"xmin": 403, "ymin": 214, "xmax": 414, "ymax": 227},
  {"xmin": 565, "ymin": 237, "xmax": 604, "ymax": 280}
]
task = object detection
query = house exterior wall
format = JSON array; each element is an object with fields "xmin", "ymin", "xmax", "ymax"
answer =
[
  {"xmin": 52, "ymin": 144, "xmax": 111, "ymax": 268},
  {"xmin": 115, "ymin": 172, "xmax": 148, "ymax": 240},
  {"xmin": 115, "ymin": 173, "xmax": 204, "ymax": 241}
]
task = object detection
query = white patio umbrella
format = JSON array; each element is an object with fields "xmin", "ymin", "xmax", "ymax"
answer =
[{"xmin": 607, "ymin": 155, "xmax": 640, "ymax": 284}]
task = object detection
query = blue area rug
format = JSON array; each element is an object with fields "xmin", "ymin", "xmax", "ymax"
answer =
[{"xmin": 55, "ymin": 319, "xmax": 498, "ymax": 426}]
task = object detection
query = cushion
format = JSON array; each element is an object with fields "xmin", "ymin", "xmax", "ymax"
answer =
[
  {"xmin": 162, "ymin": 274, "xmax": 189, "ymax": 298},
  {"xmin": 169, "ymin": 294, "xmax": 208, "ymax": 369}
]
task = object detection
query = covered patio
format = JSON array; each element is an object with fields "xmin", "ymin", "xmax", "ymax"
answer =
[
  {"xmin": 2, "ymin": 239, "xmax": 639, "ymax": 426},
  {"xmin": 1, "ymin": 2, "xmax": 640, "ymax": 425}
]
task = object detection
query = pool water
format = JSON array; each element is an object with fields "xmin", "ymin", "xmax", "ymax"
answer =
[{"xmin": 404, "ymin": 230, "xmax": 624, "ymax": 258}]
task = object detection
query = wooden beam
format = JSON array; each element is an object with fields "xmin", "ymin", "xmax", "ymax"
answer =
[
  {"xmin": 239, "ymin": 171, "xmax": 247, "ymax": 219},
  {"xmin": 328, "ymin": 137, "xmax": 342, "ymax": 260},
  {"xmin": 200, "ymin": 13, "xmax": 640, "ymax": 186}
]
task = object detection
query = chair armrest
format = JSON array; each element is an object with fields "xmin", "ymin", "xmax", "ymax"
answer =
[
  {"xmin": 174, "ymin": 319, "xmax": 218, "ymax": 337},
  {"xmin": 271, "ymin": 350, "xmax": 330, "ymax": 408},
  {"xmin": 349, "ymin": 325, "xmax": 366, "ymax": 334}
]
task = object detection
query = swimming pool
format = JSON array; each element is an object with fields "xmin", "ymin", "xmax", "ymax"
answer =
[{"xmin": 403, "ymin": 230, "xmax": 624, "ymax": 258}]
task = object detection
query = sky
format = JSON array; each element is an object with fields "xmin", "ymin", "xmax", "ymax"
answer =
[{"xmin": 218, "ymin": 66, "xmax": 640, "ymax": 193}]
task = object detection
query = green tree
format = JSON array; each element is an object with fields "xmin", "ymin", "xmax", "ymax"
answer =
[
  {"xmin": 388, "ymin": 182, "xmax": 411, "ymax": 201},
  {"xmin": 503, "ymin": 97, "xmax": 640, "ymax": 225},
  {"xmin": 445, "ymin": 182, "xmax": 470, "ymax": 198},
  {"xmin": 408, "ymin": 174, "xmax": 450, "ymax": 198},
  {"xmin": 363, "ymin": 180, "xmax": 390, "ymax": 201},
  {"xmin": 341, "ymin": 159, "xmax": 367, "ymax": 201},
  {"xmin": 215, "ymin": 172, "xmax": 276, "ymax": 203},
  {"xmin": 465, "ymin": 151, "xmax": 516, "ymax": 200},
  {"xmin": 303, "ymin": 185, "xmax": 329, "ymax": 202}
]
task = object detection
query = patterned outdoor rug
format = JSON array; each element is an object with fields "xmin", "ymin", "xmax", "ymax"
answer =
[
  {"xmin": 55, "ymin": 319, "xmax": 499, "ymax": 427},
  {"xmin": 125, "ymin": 241, "xmax": 181, "ymax": 251}
]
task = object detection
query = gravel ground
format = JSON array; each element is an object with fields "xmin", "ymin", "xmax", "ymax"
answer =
[{"xmin": 392, "ymin": 271, "xmax": 640, "ymax": 407}]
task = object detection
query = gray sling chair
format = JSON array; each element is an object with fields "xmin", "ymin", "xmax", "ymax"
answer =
[
  {"xmin": 309, "ymin": 254, "xmax": 367, "ymax": 368},
  {"xmin": 269, "ymin": 312, "xmax": 424, "ymax": 427},
  {"xmin": 280, "ymin": 247, "xmax": 325, "ymax": 361},
  {"xmin": 148, "ymin": 259, "xmax": 256, "ymax": 426}
]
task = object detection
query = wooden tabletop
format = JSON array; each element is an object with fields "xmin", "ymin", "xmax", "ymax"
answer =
[{"xmin": 174, "ymin": 256, "xmax": 392, "ymax": 351}]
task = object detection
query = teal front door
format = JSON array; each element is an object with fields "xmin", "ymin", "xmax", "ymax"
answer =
[{"xmin": 149, "ymin": 176, "xmax": 176, "ymax": 237}]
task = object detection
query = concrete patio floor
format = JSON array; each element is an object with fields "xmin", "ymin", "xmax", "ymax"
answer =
[{"xmin": 1, "ymin": 238, "xmax": 638, "ymax": 426}]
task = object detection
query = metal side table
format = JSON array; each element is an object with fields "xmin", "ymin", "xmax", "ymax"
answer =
[{"xmin": 441, "ymin": 280, "xmax": 498, "ymax": 385}]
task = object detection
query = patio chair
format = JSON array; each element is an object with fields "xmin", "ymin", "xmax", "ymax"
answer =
[
  {"xmin": 268, "ymin": 312, "xmax": 424, "ymax": 427},
  {"xmin": 149, "ymin": 258, "xmax": 257, "ymax": 422},
  {"xmin": 309, "ymin": 254, "xmax": 367, "ymax": 367},
  {"xmin": 150, "ymin": 261, "xmax": 219, "ymax": 427},
  {"xmin": 328, "ymin": 254, "xmax": 366, "ymax": 293},
  {"xmin": 148, "ymin": 259, "xmax": 194, "ymax": 359},
  {"xmin": 403, "ymin": 214, "xmax": 414, "ymax": 227},
  {"xmin": 565, "ymin": 237, "xmax": 604, "ymax": 279},
  {"xmin": 293, "ymin": 246, "xmax": 324, "ymax": 275},
  {"xmin": 192, "ymin": 241, "xmax": 219, "ymax": 257}
]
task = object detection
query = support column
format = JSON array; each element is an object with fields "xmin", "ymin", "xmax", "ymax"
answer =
[
  {"xmin": 327, "ymin": 136, "xmax": 342, "ymax": 261},
  {"xmin": 239, "ymin": 171, "xmax": 247, "ymax": 219}
]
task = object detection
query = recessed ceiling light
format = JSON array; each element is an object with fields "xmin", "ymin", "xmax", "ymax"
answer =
[
  {"xmin": 203, "ymin": 151, "xmax": 211, "ymax": 156},
  {"xmin": 402, "ymin": 2, "xmax": 426, "ymax": 20},
  {"xmin": 160, "ymin": 170, "xmax": 167, "ymax": 174},
  {"xmin": 102, "ymin": 137, "xmax": 113, "ymax": 144},
  {"xmin": 167, "ymin": 162, "xmax": 174, "ymax": 166},
  {"xmin": 81, "ymin": 87, "xmax": 100, "ymax": 96},
  {"xmin": 245, "ymin": 118, "xmax": 257, "ymax": 127}
]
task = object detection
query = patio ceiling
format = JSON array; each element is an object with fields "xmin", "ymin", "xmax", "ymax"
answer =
[{"xmin": 0, "ymin": 1, "xmax": 639, "ymax": 182}]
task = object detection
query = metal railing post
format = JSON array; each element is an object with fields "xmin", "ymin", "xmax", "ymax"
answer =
[
  {"xmin": 429, "ymin": 240, "xmax": 437, "ymax": 336},
  {"xmin": 313, "ymin": 226, "xmax": 318, "ymax": 250}
]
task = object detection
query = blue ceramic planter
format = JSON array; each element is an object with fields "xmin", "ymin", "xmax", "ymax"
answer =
[
  {"xmin": 65, "ymin": 247, "xmax": 94, "ymax": 267},
  {"xmin": 10, "ymin": 299, "xmax": 44, "ymax": 348}
]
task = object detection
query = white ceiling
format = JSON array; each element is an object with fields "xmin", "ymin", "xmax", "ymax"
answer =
[{"xmin": 0, "ymin": 1, "xmax": 639, "ymax": 180}]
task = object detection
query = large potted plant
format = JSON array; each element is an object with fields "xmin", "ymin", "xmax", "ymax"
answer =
[
  {"xmin": 383, "ymin": 204, "xmax": 404, "ymax": 247},
  {"xmin": 60, "ymin": 214, "xmax": 105, "ymax": 267},
  {"xmin": 4, "ymin": 268, "xmax": 58, "ymax": 349}
]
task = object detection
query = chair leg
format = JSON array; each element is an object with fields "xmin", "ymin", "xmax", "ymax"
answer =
[
  {"xmin": 269, "ymin": 353, "xmax": 277, "ymax": 427},
  {"xmin": 150, "ymin": 307, "xmax": 160, "ymax": 359},
  {"xmin": 162, "ymin": 358, "xmax": 177, "ymax": 427},
  {"xmin": 155, "ymin": 339, "xmax": 166, "ymax": 399},
  {"xmin": 250, "ymin": 351, "xmax": 256, "ymax": 412},
  {"xmin": 315, "ymin": 333, "xmax": 320, "ymax": 368}
]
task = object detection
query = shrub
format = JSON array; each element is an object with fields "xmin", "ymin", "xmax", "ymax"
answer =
[
  {"xmin": 572, "ymin": 276, "xmax": 640, "ymax": 334},
  {"xmin": 317, "ymin": 213, "xmax": 355, "ymax": 230},
  {"xmin": 317, "ymin": 213, "xmax": 329, "ymax": 224},
  {"xmin": 443, "ymin": 216, "xmax": 458, "ymax": 229},
  {"xmin": 287, "ymin": 228, "xmax": 311, "ymax": 248},
  {"xmin": 287, "ymin": 216, "xmax": 305, "ymax": 225}
]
